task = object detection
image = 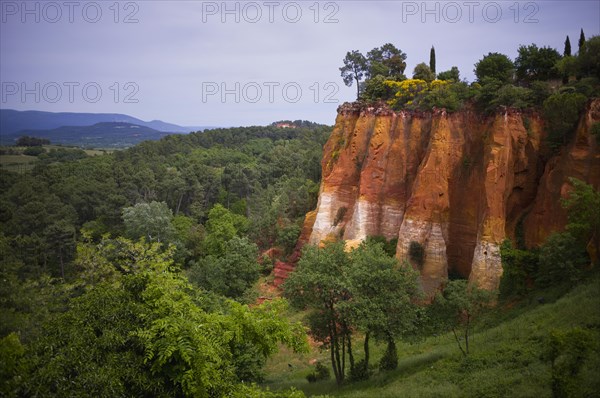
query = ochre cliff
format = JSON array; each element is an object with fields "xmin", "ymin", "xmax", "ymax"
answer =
[
  {"xmin": 302, "ymin": 100, "xmax": 600, "ymax": 294},
  {"xmin": 523, "ymin": 100, "xmax": 600, "ymax": 252}
]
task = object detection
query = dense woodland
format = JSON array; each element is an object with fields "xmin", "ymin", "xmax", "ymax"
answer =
[
  {"xmin": 1, "ymin": 34, "xmax": 600, "ymax": 397},
  {"xmin": 1, "ymin": 124, "xmax": 330, "ymax": 397}
]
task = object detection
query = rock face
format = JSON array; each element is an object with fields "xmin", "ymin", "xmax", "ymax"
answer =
[
  {"xmin": 524, "ymin": 100, "xmax": 600, "ymax": 249},
  {"xmin": 304, "ymin": 101, "xmax": 600, "ymax": 295}
]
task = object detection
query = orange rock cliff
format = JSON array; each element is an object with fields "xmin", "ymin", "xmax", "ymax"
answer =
[{"xmin": 299, "ymin": 100, "xmax": 600, "ymax": 295}]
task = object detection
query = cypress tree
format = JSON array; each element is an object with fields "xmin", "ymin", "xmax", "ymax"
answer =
[
  {"xmin": 429, "ymin": 46, "xmax": 436, "ymax": 75},
  {"xmin": 579, "ymin": 29, "xmax": 586, "ymax": 52},
  {"xmin": 564, "ymin": 35, "xmax": 571, "ymax": 57}
]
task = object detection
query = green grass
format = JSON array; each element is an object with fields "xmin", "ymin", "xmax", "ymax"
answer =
[
  {"xmin": 0, "ymin": 154, "xmax": 37, "ymax": 172},
  {"xmin": 43, "ymin": 145, "xmax": 113, "ymax": 156},
  {"xmin": 0, "ymin": 145, "xmax": 112, "ymax": 173},
  {"xmin": 83, "ymin": 148, "xmax": 113, "ymax": 156},
  {"xmin": 263, "ymin": 277, "xmax": 600, "ymax": 397}
]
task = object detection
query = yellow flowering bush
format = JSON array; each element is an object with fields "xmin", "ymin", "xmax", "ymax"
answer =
[{"xmin": 384, "ymin": 79, "xmax": 451, "ymax": 110}]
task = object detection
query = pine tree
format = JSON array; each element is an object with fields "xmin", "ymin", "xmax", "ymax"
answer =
[
  {"xmin": 340, "ymin": 50, "xmax": 367, "ymax": 99},
  {"xmin": 564, "ymin": 35, "xmax": 571, "ymax": 57},
  {"xmin": 579, "ymin": 29, "xmax": 586, "ymax": 52},
  {"xmin": 429, "ymin": 46, "xmax": 436, "ymax": 76}
]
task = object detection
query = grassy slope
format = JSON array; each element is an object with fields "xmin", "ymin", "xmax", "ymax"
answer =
[
  {"xmin": 0, "ymin": 154, "xmax": 37, "ymax": 173},
  {"xmin": 263, "ymin": 277, "xmax": 600, "ymax": 397},
  {"xmin": 0, "ymin": 146, "xmax": 111, "ymax": 172}
]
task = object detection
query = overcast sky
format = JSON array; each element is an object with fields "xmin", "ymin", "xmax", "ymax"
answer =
[{"xmin": 1, "ymin": 1, "xmax": 599, "ymax": 127}]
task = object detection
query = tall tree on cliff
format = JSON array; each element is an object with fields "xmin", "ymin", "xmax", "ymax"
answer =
[
  {"xmin": 366, "ymin": 43, "xmax": 407, "ymax": 81},
  {"xmin": 562, "ymin": 36, "xmax": 573, "ymax": 83},
  {"xmin": 474, "ymin": 52, "xmax": 514, "ymax": 84},
  {"xmin": 514, "ymin": 44, "xmax": 562, "ymax": 83},
  {"xmin": 564, "ymin": 35, "xmax": 572, "ymax": 56},
  {"xmin": 579, "ymin": 29, "xmax": 586, "ymax": 52},
  {"xmin": 429, "ymin": 46, "xmax": 436, "ymax": 76},
  {"xmin": 577, "ymin": 36, "xmax": 600, "ymax": 79},
  {"xmin": 340, "ymin": 50, "xmax": 368, "ymax": 99}
]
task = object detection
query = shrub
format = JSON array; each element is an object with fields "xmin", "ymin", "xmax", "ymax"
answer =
[
  {"xmin": 437, "ymin": 66, "xmax": 460, "ymax": 82},
  {"xmin": 40, "ymin": 148, "xmax": 88, "ymax": 162},
  {"xmin": 365, "ymin": 235, "xmax": 397, "ymax": 257},
  {"xmin": 571, "ymin": 77, "xmax": 600, "ymax": 97},
  {"xmin": 529, "ymin": 80, "xmax": 552, "ymax": 106},
  {"xmin": 499, "ymin": 240, "xmax": 538, "ymax": 299},
  {"xmin": 544, "ymin": 328, "xmax": 598, "ymax": 398},
  {"xmin": 361, "ymin": 75, "xmax": 396, "ymax": 101},
  {"xmin": 259, "ymin": 254, "xmax": 274, "ymax": 276},
  {"xmin": 536, "ymin": 232, "xmax": 588, "ymax": 288},
  {"xmin": 490, "ymin": 84, "xmax": 533, "ymax": 110},
  {"xmin": 349, "ymin": 359, "xmax": 370, "ymax": 381},
  {"xmin": 384, "ymin": 80, "xmax": 474, "ymax": 112},
  {"xmin": 419, "ymin": 80, "xmax": 461, "ymax": 112},
  {"xmin": 543, "ymin": 92, "xmax": 588, "ymax": 151},
  {"xmin": 412, "ymin": 63, "xmax": 435, "ymax": 82},
  {"xmin": 23, "ymin": 146, "xmax": 46, "ymax": 156},
  {"xmin": 385, "ymin": 79, "xmax": 428, "ymax": 110},
  {"xmin": 0, "ymin": 333, "xmax": 25, "ymax": 394},
  {"xmin": 277, "ymin": 223, "xmax": 301, "ymax": 256},
  {"xmin": 475, "ymin": 77, "xmax": 503, "ymax": 112},
  {"xmin": 306, "ymin": 361, "xmax": 330, "ymax": 383},
  {"xmin": 447, "ymin": 268, "xmax": 465, "ymax": 281},
  {"xmin": 386, "ymin": 238, "xmax": 398, "ymax": 257},
  {"xmin": 379, "ymin": 341, "xmax": 398, "ymax": 371},
  {"xmin": 408, "ymin": 241, "xmax": 425, "ymax": 269}
]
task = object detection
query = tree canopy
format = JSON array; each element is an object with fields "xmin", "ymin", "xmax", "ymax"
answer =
[
  {"xmin": 474, "ymin": 52, "xmax": 514, "ymax": 83},
  {"xmin": 412, "ymin": 62, "xmax": 435, "ymax": 82},
  {"xmin": 366, "ymin": 43, "xmax": 407, "ymax": 80},
  {"xmin": 437, "ymin": 66, "xmax": 460, "ymax": 82},
  {"xmin": 340, "ymin": 50, "xmax": 368, "ymax": 99},
  {"xmin": 122, "ymin": 201, "xmax": 176, "ymax": 244},
  {"xmin": 428, "ymin": 279, "xmax": 493, "ymax": 356},
  {"xmin": 515, "ymin": 44, "xmax": 562, "ymax": 83},
  {"xmin": 17, "ymin": 237, "xmax": 308, "ymax": 397},
  {"xmin": 284, "ymin": 240, "xmax": 422, "ymax": 384}
]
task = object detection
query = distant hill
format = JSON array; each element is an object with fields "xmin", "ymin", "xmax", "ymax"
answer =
[
  {"xmin": 1, "ymin": 122, "xmax": 182, "ymax": 148},
  {"xmin": 0, "ymin": 109, "xmax": 215, "ymax": 135}
]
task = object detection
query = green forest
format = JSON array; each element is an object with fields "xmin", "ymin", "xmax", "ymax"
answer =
[
  {"xmin": 0, "ymin": 123, "xmax": 330, "ymax": 397},
  {"xmin": 2, "ymin": 33, "xmax": 600, "ymax": 397}
]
